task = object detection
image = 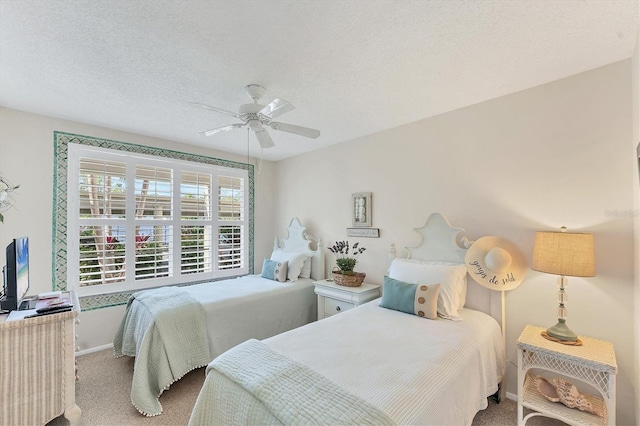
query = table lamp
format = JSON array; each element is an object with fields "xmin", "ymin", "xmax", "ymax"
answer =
[{"xmin": 531, "ymin": 227, "xmax": 595, "ymax": 342}]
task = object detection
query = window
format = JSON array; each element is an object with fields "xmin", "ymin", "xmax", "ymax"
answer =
[{"xmin": 66, "ymin": 143, "xmax": 250, "ymax": 297}]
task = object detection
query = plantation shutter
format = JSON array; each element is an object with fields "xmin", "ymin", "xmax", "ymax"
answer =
[
  {"xmin": 217, "ymin": 175, "xmax": 244, "ymax": 270},
  {"xmin": 133, "ymin": 164, "xmax": 172, "ymax": 280},
  {"xmin": 68, "ymin": 143, "xmax": 250, "ymax": 296},
  {"xmin": 77, "ymin": 158, "xmax": 127, "ymax": 287}
]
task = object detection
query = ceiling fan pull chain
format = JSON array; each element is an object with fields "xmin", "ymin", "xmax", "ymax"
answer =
[{"xmin": 256, "ymin": 148, "xmax": 263, "ymax": 175}]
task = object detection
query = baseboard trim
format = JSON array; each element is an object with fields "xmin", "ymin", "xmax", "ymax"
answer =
[
  {"xmin": 505, "ymin": 391, "xmax": 517, "ymax": 401},
  {"xmin": 76, "ymin": 343, "xmax": 113, "ymax": 356}
]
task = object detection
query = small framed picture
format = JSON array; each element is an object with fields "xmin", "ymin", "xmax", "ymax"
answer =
[
  {"xmin": 347, "ymin": 228, "xmax": 380, "ymax": 238},
  {"xmin": 352, "ymin": 192, "xmax": 372, "ymax": 227}
]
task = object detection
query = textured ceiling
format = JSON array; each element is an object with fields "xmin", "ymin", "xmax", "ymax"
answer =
[{"xmin": 0, "ymin": 0, "xmax": 637, "ymax": 161}]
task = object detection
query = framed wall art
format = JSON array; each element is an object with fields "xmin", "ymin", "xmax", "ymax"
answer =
[
  {"xmin": 352, "ymin": 192, "xmax": 372, "ymax": 227},
  {"xmin": 347, "ymin": 228, "xmax": 380, "ymax": 238}
]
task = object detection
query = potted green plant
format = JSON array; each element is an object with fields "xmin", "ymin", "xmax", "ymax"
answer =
[{"xmin": 328, "ymin": 241, "xmax": 366, "ymax": 287}]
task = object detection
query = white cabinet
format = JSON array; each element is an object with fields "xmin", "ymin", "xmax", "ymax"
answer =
[
  {"xmin": 313, "ymin": 279, "xmax": 380, "ymax": 320},
  {"xmin": 0, "ymin": 291, "xmax": 81, "ymax": 425},
  {"xmin": 517, "ymin": 325, "xmax": 616, "ymax": 426}
]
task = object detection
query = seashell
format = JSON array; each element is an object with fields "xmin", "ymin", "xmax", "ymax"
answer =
[
  {"xmin": 534, "ymin": 376, "xmax": 603, "ymax": 417},
  {"xmin": 534, "ymin": 375, "xmax": 561, "ymax": 402}
]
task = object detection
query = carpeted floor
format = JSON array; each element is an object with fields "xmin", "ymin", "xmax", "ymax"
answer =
[{"xmin": 48, "ymin": 348, "xmax": 567, "ymax": 426}]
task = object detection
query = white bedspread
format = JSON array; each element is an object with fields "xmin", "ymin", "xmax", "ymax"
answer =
[
  {"xmin": 114, "ymin": 275, "xmax": 317, "ymax": 416},
  {"xmin": 194, "ymin": 339, "xmax": 394, "ymax": 426},
  {"xmin": 264, "ymin": 299, "xmax": 505, "ymax": 426},
  {"xmin": 182, "ymin": 275, "xmax": 316, "ymax": 359}
]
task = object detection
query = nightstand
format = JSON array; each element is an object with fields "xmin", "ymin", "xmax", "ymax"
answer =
[
  {"xmin": 313, "ymin": 279, "xmax": 380, "ymax": 320},
  {"xmin": 516, "ymin": 325, "xmax": 617, "ymax": 426}
]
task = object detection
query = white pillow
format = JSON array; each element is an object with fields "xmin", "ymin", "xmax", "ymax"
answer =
[
  {"xmin": 299, "ymin": 257, "xmax": 312, "ymax": 279},
  {"xmin": 387, "ymin": 258, "xmax": 467, "ymax": 320},
  {"xmin": 459, "ymin": 274, "xmax": 467, "ymax": 310},
  {"xmin": 270, "ymin": 250, "xmax": 309, "ymax": 282},
  {"xmin": 388, "ymin": 259, "xmax": 468, "ymax": 310}
]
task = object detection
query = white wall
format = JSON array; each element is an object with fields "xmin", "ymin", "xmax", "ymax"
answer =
[
  {"xmin": 0, "ymin": 107, "xmax": 278, "ymax": 350},
  {"xmin": 632, "ymin": 16, "xmax": 640, "ymax": 425},
  {"xmin": 275, "ymin": 61, "xmax": 636, "ymax": 424}
]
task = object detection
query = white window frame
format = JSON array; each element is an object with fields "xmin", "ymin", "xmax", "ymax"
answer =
[{"xmin": 67, "ymin": 143, "xmax": 249, "ymax": 297}]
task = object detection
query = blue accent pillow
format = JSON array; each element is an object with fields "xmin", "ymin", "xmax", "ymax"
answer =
[
  {"xmin": 261, "ymin": 259, "xmax": 288, "ymax": 282},
  {"xmin": 379, "ymin": 276, "xmax": 440, "ymax": 319}
]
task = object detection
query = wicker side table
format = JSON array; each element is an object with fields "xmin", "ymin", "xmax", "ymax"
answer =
[
  {"xmin": 0, "ymin": 291, "xmax": 81, "ymax": 426},
  {"xmin": 516, "ymin": 325, "xmax": 617, "ymax": 426}
]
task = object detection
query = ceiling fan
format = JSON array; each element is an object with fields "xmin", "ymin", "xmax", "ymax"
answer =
[{"xmin": 191, "ymin": 84, "xmax": 321, "ymax": 149}]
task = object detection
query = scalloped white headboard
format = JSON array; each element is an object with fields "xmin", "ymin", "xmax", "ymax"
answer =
[
  {"xmin": 273, "ymin": 217, "xmax": 325, "ymax": 281},
  {"xmin": 389, "ymin": 213, "xmax": 501, "ymax": 325}
]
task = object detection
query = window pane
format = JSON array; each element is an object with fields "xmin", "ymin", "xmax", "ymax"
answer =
[
  {"xmin": 218, "ymin": 176, "xmax": 243, "ymax": 221},
  {"xmin": 135, "ymin": 165, "xmax": 172, "ymax": 220},
  {"xmin": 181, "ymin": 171, "xmax": 212, "ymax": 220},
  {"xmin": 78, "ymin": 225, "xmax": 126, "ymax": 286},
  {"xmin": 181, "ymin": 225, "xmax": 212, "ymax": 274},
  {"xmin": 135, "ymin": 226, "xmax": 172, "ymax": 280},
  {"xmin": 218, "ymin": 225, "xmax": 243, "ymax": 270},
  {"xmin": 79, "ymin": 158, "xmax": 126, "ymax": 218},
  {"xmin": 67, "ymin": 141, "xmax": 251, "ymax": 297}
]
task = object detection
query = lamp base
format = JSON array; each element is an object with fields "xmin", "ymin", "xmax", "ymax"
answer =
[
  {"xmin": 541, "ymin": 330, "xmax": 582, "ymax": 346},
  {"xmin": 546, "ymin": 319, "xmax": 578, "ymax": 342}
]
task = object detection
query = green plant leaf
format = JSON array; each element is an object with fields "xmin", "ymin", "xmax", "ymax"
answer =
[{"xmin": 336, "ymin": 257, "xmax": 356, "ymax": 272}]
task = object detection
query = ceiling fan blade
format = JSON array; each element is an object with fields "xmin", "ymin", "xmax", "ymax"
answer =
[
  {"xmin": 254, "ymin": 128, "xmax": 275, "ymax": 149},
  {"xmin": 259, "ymin": 98, "xmax": 295, "ymax": 119},
  {"xmin": 189, "ymin": 102, "xmax": 241, "ymax": 119},
  {"xmin": 199, "ymin": 123, "xmax": 244, "ymax": 136},
  {"xmin": 269, "ymin": 122, "xmax": 320, "ymax": 139}
]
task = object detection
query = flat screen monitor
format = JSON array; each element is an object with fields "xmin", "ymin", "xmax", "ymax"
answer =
[{"xmin": 1, "ymin": 237, "xmax": 29, "ymax": 312}]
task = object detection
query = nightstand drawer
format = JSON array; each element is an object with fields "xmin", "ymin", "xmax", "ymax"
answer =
[
  {"xmin": 313, "ymin": 280, "xmax": 381, "ymax": 321},
  {"xmin": 324, "ymin": 298, "xmax": 354, "ymax": 316}
]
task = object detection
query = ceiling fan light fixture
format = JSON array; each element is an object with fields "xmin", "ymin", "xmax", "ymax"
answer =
[{"xmin": 248, "ymin": 119, "xmax": 262, "ymax": 131}]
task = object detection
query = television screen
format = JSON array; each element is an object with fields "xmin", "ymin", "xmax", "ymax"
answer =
[
  {"xmin": 15, "ymin": 237, "xmax": 29, "ymax": 303},
  {"xmin": 1, "ymin": 236, "xmax": 30, "ymax": 311}
]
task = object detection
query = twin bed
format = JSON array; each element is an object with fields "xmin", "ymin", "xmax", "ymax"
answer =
[
  {"xmin": 115, "ymin": 214, "xmax": 506, "ymax": 424},
  {"xmin": 113, "ymin": 218, "xmax": 325, "ymax": 416},
  {"xmin": 188, "ymin": 213, "xmax": 506, "ymax": 425}
]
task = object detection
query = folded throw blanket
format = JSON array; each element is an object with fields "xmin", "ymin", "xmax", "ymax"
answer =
[
  {"xmin": 204, "ymin": 339, "xmax": 394, "ymax": 425},
  {"xmin": 113, "ymin": 286, "xmax": 210, "ymax": 416}
]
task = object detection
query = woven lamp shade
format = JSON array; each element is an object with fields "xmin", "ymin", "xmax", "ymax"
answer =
[{"xmin": 531, "ymin": 231, "xmax": 595, "ymax": 277}]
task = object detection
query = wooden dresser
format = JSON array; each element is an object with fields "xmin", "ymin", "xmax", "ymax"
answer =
[{"xmin": 0, "ymin": 291, "xmax": 81, "ymax": 425}]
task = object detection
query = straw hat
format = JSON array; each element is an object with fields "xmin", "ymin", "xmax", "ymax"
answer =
[{"xmin": 464, "ymin": 236, "xmax": 526, "ymax": 291}]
